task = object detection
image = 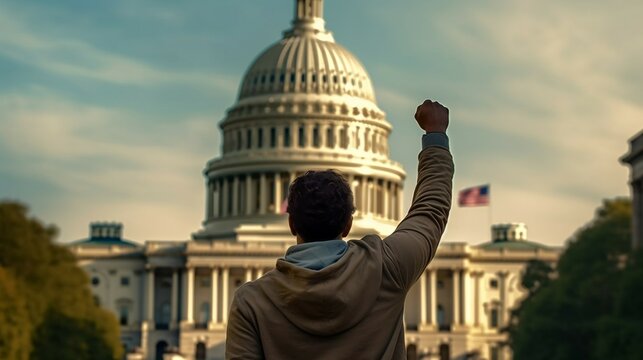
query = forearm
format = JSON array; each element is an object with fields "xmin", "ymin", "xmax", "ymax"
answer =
[{"xmin": 382, "ymin": 138, "xmax": 454, "ymax": 289}]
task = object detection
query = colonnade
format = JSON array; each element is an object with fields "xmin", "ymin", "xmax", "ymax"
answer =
[
  {"xmin": 415, "ymin": 269, "xmax": 510, "ymax": 330},
  {"xmin": 222, "ymin": 120, "xmax": 389, "ymax": 156},
  {"xmin": 207, "ymin": 172, "xmax": 404, "ymax": 221},
  {"xmin": 143, "ymin": 265, "xmax": 270, "ymax": 329}
]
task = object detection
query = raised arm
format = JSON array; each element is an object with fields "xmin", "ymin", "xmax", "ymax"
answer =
[{"xmin": 382, "ymin": 100, "xmax": 454, "ymax": 291}]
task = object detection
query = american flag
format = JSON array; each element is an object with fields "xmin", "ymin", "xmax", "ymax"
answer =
[{"xmin": 458, "ymin": 185, "xmax": 490, "ymax": 207}]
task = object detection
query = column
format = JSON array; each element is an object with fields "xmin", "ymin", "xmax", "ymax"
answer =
[
  {"xmin": 398, "ymin": 186, "xmax": 404, "ymax": 220},
  {"xmin": 221, "ymin": 267, "xmax": 230, "ymax": 323},
  {"xmin": 206, "ymin": 181, "xmax": 213, "ymax": 220},
  {"xmin": 246, "ymin": 175, "xmax": 254, "ymax": 215},
  {"xmin": 499, "ymin": 272, "xmax": 508, "ymax": 326},
  {"xmin": 383, "ymin": 181, "xmax": 390, "ymax": 220},
  {"xmin": 473, "ymin": 272, "xmax": 482, "ymax": 327},
  {"xmin": 420, "ymin": 270, "xmax": 427, "ymax": 325},
  {"xmin": 320, "ymin": 124, "xmax": 328, "ymax": 148},
  {"xmin": 292, "ymin": 122, "xmax": 299, "ymax": 148},
  {"xmin": 259, "ymin": 173, "xmax": 267, "ymax": 215},
  {"xmin": 274, "ymin": 173, "xmax": 282, "ymax": 214},
  {"xmin": 277, "ymin": 125, "xmax": 284, "ymax": 148},
  {"xmin": 210, "ymin": 267, "xmax": 219, "ymax": 325},
  {"xmin": 244, "ymin": 267, "xmax": 253, "ymax": 283},
  {"xmin": 186, "ymin": 267, "xmax": 194, "ymax": 324},
  {"xmin": 305, "ymin": 123, "xmax": 313, "ymax": 149},
  {"xmin": 232, "ymin": 176, "xmax": 239, "ymax": 216},
  {"xmin": 429, "ymin": 269, "xmax": 438, "ymax": 327},
  {"xmin": 146, "ymin": 268, "xmax": 155, "ymax": 324},
  {"xmin": 255, "ymin": 267, "xmax": 264, "ymax": 279},
  {"xmin": 361, "ymin": 177, "xmax": 368, "ymax": 215},
  {"xmin": 170, "ymin": 270, "xmax": 178, "ymax": 329},
  {"xmin": 462, "ymin": 269, "xmax": 470, "ymax": 326},
  {"xmin": 221, "ymin": 178, "xmax": 229, "ymax": 218},
  {"xmin": 452, "ymin": 269, "xmax": 460, "ymax": 326}
]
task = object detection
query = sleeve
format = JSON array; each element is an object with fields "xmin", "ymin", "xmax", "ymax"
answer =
[
  {"xmin": 225, "ymin": 290, "xmax": 264, "ymax": 360},
  {"xmin": 382, "ymin": 143, "xmax": 454, "ymax": 291}
]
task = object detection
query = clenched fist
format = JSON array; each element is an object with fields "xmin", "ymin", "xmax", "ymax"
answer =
[{"xmin": 414, "ymin": 100, "xmax": 449, "ymax": 133}]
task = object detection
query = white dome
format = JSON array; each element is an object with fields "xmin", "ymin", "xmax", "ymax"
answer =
[
  {"xmin": 239, "ymin": 34, "xmax": 376, "ymax": 102},
  {"xmin": 197, "ymin": 0, "xmax": 406, "ymax": 241}
]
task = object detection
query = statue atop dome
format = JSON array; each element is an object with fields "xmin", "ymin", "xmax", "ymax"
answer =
[{"xmin": 285, "ymin": 0, "xmax": 334, "ymax": 41}]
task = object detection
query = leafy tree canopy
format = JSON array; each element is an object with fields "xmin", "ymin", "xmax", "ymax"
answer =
[
  {"xmin": 508, "ymin": 198, "xmax": 641, "ymax": 360},
  {"xmin": 0, "ymin": 201, "xmax": 122, "ymax": 360}
]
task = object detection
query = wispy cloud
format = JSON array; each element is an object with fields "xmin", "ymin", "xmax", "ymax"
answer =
[
  {"xmin": 0, "ymin": 92, "xmax": 218, "ymax": 241},
  {"xmin": 0, "ymin": 6, "xmax": 237, "ymax": 92}
]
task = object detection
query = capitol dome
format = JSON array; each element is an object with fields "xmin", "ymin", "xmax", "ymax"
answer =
[{"xmin": 195, "ymin": 0, "xmax": 406, "ymax": 241}]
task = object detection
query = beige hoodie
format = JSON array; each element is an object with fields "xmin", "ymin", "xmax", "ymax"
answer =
[{"xmin": 226, "ymin": 146, "xmax": 454, "ymax": 360}]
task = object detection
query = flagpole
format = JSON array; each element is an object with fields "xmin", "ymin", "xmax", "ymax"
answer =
[{"xmin": 487, "ymin": 184, "xmax": 492, "ymax": 230}]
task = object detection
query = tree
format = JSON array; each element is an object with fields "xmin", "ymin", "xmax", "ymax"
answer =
[
  {"xmin": 508, "ymin": 198, "xmax": 636, "ymax": 360},
  {"xmin": 0, "ymin": 201, "xmax": 122, "ymax": 360}
]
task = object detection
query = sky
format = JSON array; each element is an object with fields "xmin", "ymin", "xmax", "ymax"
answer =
[{"xmin": 0, "ymin": 0, "xmax": 640, "ymax": 247}]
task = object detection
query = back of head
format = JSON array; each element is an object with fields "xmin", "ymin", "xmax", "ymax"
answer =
[{"xmin": 287, "ymin": 170, "xmax": 355, "ymax": 242}]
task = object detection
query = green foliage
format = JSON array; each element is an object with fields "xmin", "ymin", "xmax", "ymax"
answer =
[
  {"xmin": 508, "ymin": 198, "xmax": 639, "ymax": 360},
  {"xmin": 0, "ymin": 268, "xmax": 31, "ymax": 360},
  {"xmin": 0, "ymin": 201, "xmax": 122, "ymax": 360}
]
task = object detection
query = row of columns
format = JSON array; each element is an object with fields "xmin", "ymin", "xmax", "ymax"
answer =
[
  {"xmin": 143, "ymin": 266, "xmax": 269, "ymax": 328},
  {"xmin": 222, "ymin": 122, "xmax": 389, "ymax": 155},
  {"xmin": 416, "ymin": 269, "xmax": 510, "ymax": 329},
  {"xmin": 207, "ymin": 173, "xmax": 404, "ymax": 221}
]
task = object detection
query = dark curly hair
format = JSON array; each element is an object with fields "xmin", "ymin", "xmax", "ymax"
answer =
[{"xmin": 287, "ymin": 170, "xmax": 355, "ymax": 242}]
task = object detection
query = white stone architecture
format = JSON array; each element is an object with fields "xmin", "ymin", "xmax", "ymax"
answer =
[{"xmin": 68, "ymin": 1, "xmax": 560, "ymax": 359}]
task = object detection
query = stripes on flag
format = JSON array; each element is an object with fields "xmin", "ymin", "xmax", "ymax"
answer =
[{"xmin": 458, "ymin": 184, "xmax": 490, "ymax": 207}]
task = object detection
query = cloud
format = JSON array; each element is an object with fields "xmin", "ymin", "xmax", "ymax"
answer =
[
  {"xmin": 0, "ymin": 5, "xmax": 237, "ymax": 93},
  {"xmin": 0, "ymin": 92, "xmax": 219, "ymax": 241}
]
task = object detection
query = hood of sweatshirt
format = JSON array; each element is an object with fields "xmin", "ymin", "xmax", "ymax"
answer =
[{"xmin": 258, "ymin": 235, "xmax": 383, "ymax": 336}]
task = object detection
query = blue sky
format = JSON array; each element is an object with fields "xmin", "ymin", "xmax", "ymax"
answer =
[{"xmin": 0, "ymin": 0, "xmax": 640, "ymax": 246}]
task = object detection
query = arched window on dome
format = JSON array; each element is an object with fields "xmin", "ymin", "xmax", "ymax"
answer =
[
  {"xmin": 312, "ymin": 125, "xmax": 320, "ymax": 148},
  {"xmin": 270, "ymin": 127, "xmax": 277, "ymax": 148},
  {"xmin": 246, "ymin": 129, "xmax": 253, "ymax": 150},
  {"xmin": 284, "ymin": 127, "xmax": 291, "ymax": 147},
  {"xmin": 326, "ymin": 126, "xmax": 334, "ymax": 148},
  {"xmin": 298, "ymin": 126, "xmax": 306, "ymax": 148},
  {"xmin": 364, "ymin": 128, "xmax": 371, "ymax": 152},
  {"xmin": 237, "ymin": 130, "xmax": 242, "ymax": 151},
  {"xmin": 258, "ymin": 128, "xmax": 264, "ymax": 148}
]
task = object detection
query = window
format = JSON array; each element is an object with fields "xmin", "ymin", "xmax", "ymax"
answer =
[
  {"xmin": 237, "ymin": 131, "xmax": 242, "ymax": 151},
  {"xmin": 490, "ymin": 279, "xmax": 499, "ymax": 289},
  {"xmin": 284, "ymin": 127, "xmax": 291, "ymax": 147},
  {"xmin": 199, "ymin": 302, "xmax": 210, "ymax": 325},
  {"xmin": 195, "ymin": 342, "xmax": 207, "ymax": 360},
  {"xmin": 258, "ymin": 128, "xmax": 263, "ymax": 148},
  {"xmin": 199, "ymin": 277, "xmax": 211, "ymax": 287},
  {"xmin": 155, "ymin": 341, "xmax": 168, "ymax": 360},
  {"xmin": 91, "ymin": 277, "xmax": 100, "ymax": 286},
  {"xmin": 326, "ymin": 127, "xmax": 334, "ymax": 148},
  {"xmin": 246, "ymin": 129, "xmax": 252, "ymax": 149},
  {"xmin": 270, "ymin": 127, "xmax": 276, "ymax": 148},
  {"xmin": 120, "ymin": 276, "xmax": 130, "ymax": 286},
  {"xmin": 298, "ymin": 126, "xmax": 305, "ymax": 147},
  {"xmin": 437, "ymin": 304, "xmax": 446, "ymax": 328},
  {"xmin": 116, "ymin": 299, "xmax": 132, "ymax": 326},
  {"xmin": 158, "ymin": 302, "xmax": 171, "ymax": 327},
  {"xmin": 490, "ymin": 308, "xmax": 499, "ymax": 328},
  {"xmin": 312, "ymin": 125, "xmax": 320, "ymax": 147}
]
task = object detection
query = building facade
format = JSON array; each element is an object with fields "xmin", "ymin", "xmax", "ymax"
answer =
[
  {"xmin": 621, "ymin": 130, "xmax": 643, "ymax": 249},
  {"xmin": 68, "ymin": 1, "xmax": 560, "ymax": 359}
]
